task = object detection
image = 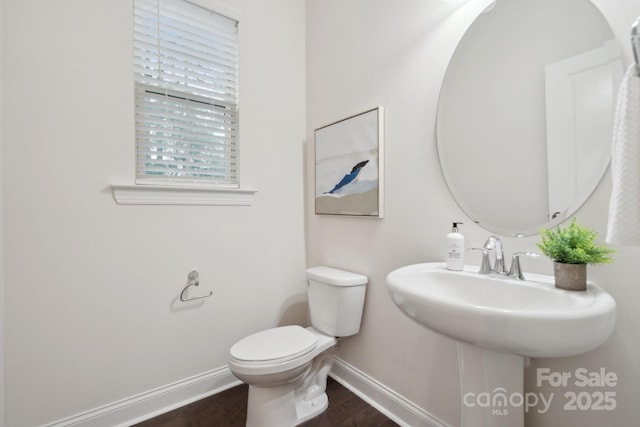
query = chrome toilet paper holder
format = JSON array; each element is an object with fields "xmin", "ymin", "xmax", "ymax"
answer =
[{"xmin": 180, "ymin": 270, "xmax": 213, "ymax": 302}]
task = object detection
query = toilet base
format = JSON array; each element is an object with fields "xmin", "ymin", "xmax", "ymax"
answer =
[
  {"xmin": 245, "ymin": 384, "xmax": 328, "ymax": 427},
  {"xmin": 295, "ymin": 392, "xmax": 328, "ymax": 425},
  {"xmin": 244, "ymin": 349, "xmax": 334, "ymax": 427}
]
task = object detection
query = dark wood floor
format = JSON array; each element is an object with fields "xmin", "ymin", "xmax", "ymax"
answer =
[{"xmin": 134, "ymin": 377, "xmax": 398, "ymax": 427}]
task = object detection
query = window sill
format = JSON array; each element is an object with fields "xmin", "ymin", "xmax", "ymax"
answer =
[{"xmin": 111, "ymin": 184, "xmax": 257, "ymax": 206}]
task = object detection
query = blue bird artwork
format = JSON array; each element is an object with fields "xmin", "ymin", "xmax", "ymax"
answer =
[{"xmin": 325, "ymin": 160, "xmax": 370, "ymax": 194}]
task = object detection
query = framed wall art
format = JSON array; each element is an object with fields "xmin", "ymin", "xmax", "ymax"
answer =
[{"xmin": 315, "ymin": 107, "xmax": 384, "ymax": 217}]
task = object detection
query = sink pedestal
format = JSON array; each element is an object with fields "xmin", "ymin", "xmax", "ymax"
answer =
[{"xmin": 457, "ymin": 343, "xmax": 526, "ymax": 427}]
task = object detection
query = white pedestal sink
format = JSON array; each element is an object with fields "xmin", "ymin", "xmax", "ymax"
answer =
[{"xmin": 386, "ymin": 263, "xmax": 616, "ymax": 427}]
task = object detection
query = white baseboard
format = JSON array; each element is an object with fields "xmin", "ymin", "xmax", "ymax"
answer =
[
  {"xmin": 42, "ymin": 358, "xmax": 447, "ymax": 427},
  {"xmin": 330, "ymin": 356, "xmax": 450, "ymax": 427},
  {"xmin": 42, "ymin": 367, "xmax": 241, "ymax": 427}
]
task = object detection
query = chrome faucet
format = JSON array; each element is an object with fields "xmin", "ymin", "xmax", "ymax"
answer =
[{"xmin": 472, "ymin": 236, "xmax": 539, "ymax": 279}]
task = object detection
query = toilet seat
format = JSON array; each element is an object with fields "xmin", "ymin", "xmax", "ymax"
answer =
[
  {"xmin": 228, "ymin": 326, "xmax": 336, "ymax": 377},
  {"xmin": 230, "ymin": 325, "xmax": 318, "ymax": 364}
]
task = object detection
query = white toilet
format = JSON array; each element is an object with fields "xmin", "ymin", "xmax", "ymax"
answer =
[{"xmin": 228, "ymin": 266, "xmax": 368, "ymax": 427}]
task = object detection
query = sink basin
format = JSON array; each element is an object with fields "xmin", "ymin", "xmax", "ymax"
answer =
[
  {"xmin": 386, "ymin": 262, "xmax": 616, "ymax": 358},
  {"xmin": 387, "ymin": 262, "xmax": 617, "ymax": 426}
]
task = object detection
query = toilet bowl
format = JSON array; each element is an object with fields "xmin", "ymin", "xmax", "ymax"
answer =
[{"xmin": 228, "ymin": 266, "xmax": 368, "ymax": 427}]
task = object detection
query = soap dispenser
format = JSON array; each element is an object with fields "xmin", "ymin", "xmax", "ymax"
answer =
[{"xmin": 446, "ymin": 222, "xmax": 464, "ymax": 271}]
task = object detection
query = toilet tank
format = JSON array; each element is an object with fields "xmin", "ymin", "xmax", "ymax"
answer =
[{"xmin": 306, "ymin": 266, "xmax": 368, "ymax": 337}]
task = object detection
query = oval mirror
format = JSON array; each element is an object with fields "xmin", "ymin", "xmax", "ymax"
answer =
[{"xmin": 437, "ymin": 0, "xmax": 624, "ymax": 236}]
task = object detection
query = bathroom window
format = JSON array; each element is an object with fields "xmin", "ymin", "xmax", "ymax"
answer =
[{"xmin": 133, "ymin": 0, "xmax": 239, "ymax": 188}]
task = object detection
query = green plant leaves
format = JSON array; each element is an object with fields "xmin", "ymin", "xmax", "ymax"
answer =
[{"xmin": 537, "ymin": 219, "xmax": 615, "ymax": 265}]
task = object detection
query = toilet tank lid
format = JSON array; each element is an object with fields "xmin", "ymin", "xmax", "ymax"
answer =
[{"xmin": 306, "ymin": 266, "xmax": 368, "ymax": 286}]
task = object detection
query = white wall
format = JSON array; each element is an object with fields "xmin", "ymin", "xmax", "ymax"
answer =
[
  {"xmin": 2, "ymin": 0, "xmax": 306, "ymax": 425},
  {"xmin": 306, "ymin": 0, "xmax": 640, "ymax": 426}
]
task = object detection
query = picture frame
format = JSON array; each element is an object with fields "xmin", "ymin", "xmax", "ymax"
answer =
[{"xmin": 314, "ymin": 107, "xmax": 384, "ymax": 217}]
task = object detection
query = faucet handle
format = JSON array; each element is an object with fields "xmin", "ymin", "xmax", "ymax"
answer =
[
  {"xmin": 470, "ymin": 248, "xmax": 492, "ymax": 274},
  {"xmin": 507, "ymin": 252, "xmax": 540, "ymax": 280}
]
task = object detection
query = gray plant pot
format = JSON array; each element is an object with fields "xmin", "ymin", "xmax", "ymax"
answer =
[{"xmin": 553, "ymin": 261, "xmax": 587, "ymax": 291}]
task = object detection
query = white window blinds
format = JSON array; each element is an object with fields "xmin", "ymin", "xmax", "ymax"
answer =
[{"xmin": 134, "ymin": 0, "xmax": 239, "ymax": 187}]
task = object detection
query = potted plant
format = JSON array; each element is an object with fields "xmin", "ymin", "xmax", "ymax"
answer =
[{"xmin": 537, "ymin": 219, "xmax": 615, "ymax": 291}]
